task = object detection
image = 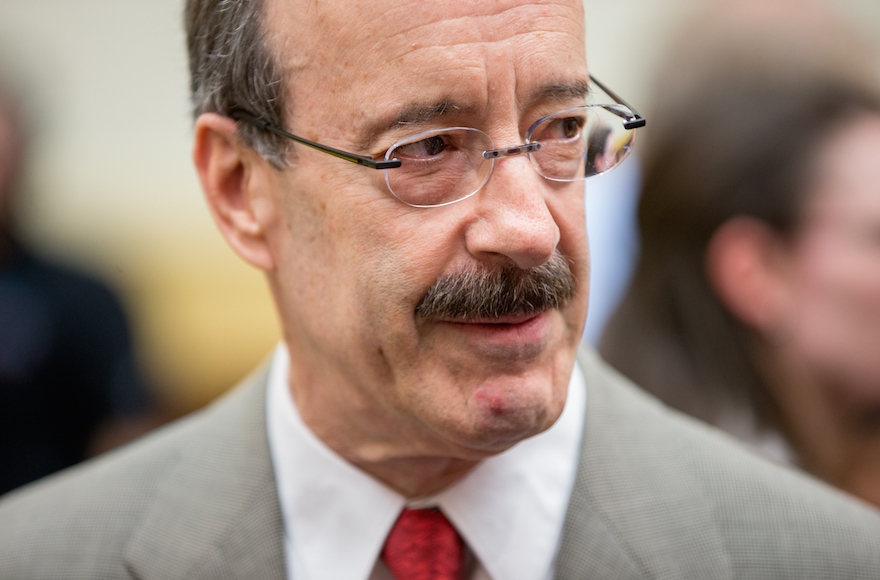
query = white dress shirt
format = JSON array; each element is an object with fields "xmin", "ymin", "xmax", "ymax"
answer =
[{"xmin": 266, "ymin": 344, "xmax": 586, "ymax": 580}]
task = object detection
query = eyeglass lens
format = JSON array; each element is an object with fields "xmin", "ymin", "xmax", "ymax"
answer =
[{"xmin": 383, "ymin": 105, "xmax": 637, "ymax": 207}]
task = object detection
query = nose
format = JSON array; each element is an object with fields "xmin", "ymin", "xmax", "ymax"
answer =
[{"xmin": 464, "ymin": 151, "xmax": 560, "ymax": 270}]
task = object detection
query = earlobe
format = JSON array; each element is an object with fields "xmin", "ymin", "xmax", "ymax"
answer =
[
  {"xmin": 193, "ymin": 113, "xmax": 276, "ymax": 271},
  {"xmin": 705, "ymin": 216, "xmax": 792, "ymax": 335}
]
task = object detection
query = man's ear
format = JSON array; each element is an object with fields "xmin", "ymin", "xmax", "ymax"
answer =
[
  {"xmin": 705, "ymin": 216, "xmax": 792, "ymax": 334},
  {"xmin": 193, "ymin": 112, "xmax": 276, "ymax": 271}
]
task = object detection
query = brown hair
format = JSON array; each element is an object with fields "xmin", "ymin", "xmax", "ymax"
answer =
[{"xmin": 599, "ymin": 8, "xmax": 880, "ymax": 429}]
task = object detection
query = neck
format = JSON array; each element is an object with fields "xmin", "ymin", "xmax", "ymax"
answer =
[
  {"xmin": 351, "ymin": 455, "xmax": 480, "ymax": 498},
  {"xmin": 754, "ymin": 340, "xmax": 873, "ymax": 490},
  {"xmin": 288, "ymin": 367, "xmax": 488, "ymax": 499},
  {"xmin": 296, "ymin": 389, "xmax": 484, "ymax": 497}
]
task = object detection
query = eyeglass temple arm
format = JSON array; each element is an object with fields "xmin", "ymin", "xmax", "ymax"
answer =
[
  {"xmin": 230, "ymin": 109, "xmax": 402, "ymax": 170},
  {"xmin": 589, "ymin": 75, "xmax": 646, "ymax": 130}
]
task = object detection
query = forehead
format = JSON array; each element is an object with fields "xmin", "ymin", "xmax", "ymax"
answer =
[
  {"xmin": 808, "ymin": 114, "xmax": 880, "ymax": 222},
  {"xmin": 265, "ymin": 0, "xmax": 587, "ymax": 133}
]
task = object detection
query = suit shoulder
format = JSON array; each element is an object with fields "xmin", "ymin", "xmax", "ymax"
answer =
[
  {"xmin": 0, "ymin": 406, "xmax": 208, "ymax": 577},
  {"xmin": 575, "ymin": 348, "xmax": 880, "ymax": 577},
  {"xmin": 0, "ymin": 371, "xmax": 268, "ymax": 578}
]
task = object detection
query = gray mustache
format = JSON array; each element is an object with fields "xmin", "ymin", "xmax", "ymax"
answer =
[{"xmin": 415, "ymin": 251, "xmax": 576, "ymax": 321}]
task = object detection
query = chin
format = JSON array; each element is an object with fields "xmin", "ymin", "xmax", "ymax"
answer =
[
  {"xmin": 406, "ymin": 324, "xmax": 576, "ymax": 455},
  {"xmin": 452, "ymin": 373, "xmax": 567, "ymax": 453}
]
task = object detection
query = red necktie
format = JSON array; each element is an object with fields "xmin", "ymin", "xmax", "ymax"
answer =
[{"xmin": 382, "ymin": 507, "xmax": 464, "ymax": 580}]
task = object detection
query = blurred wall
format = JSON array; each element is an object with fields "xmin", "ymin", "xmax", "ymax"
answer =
[
  {"xmin": 0, "ymin": 0, "xmax": 877, "ymax": 413},
  {"xmin": 585, "ymin": 0, "xmax": 880, "ymax": 118}
]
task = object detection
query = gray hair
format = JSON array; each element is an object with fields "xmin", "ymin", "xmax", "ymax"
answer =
[
  {"xmin": 185, "ymin": 0, "xmax": 289, "ymax": 166},
  {"xmin": 415, "ymin": 250, "xmax": 576, "ymax": 321}
]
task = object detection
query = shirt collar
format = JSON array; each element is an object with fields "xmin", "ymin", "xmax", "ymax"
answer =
[{"xmin": 267, "ymin": 343, "xmax": 586, "ymax": 580}]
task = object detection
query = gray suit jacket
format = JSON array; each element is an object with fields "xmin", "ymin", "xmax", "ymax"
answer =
[{"xmin": 2, "ymin": 348, "xmax": 880, "ymax": 579}]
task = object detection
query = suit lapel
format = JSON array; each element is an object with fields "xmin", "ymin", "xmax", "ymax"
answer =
[
  {"xmin": 123, "ymin": 368, "xmax": 286, "ymax": 580},
  {"xmin": 554, "ymin": 349, "xmax": 648, "ymax": 580},
  {"xmin": 555, "ymin": 349, "xmax": 733, "ymax": 580}
]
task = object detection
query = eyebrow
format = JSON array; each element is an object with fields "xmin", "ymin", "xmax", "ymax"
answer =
[
  {"xmin": 528, "ymin": 79, "xmax": 592, "ymax": 104},
  {"xmin": 394, "ymin": 100, "xmax": 463, "ymax": 126},
  {"xmin": 354, "ymin": 79, "xmax": 592, "ymax": 152},
  {"xmin": 355, "ymin": 99, "xmax": 467, "ymax": 151}
]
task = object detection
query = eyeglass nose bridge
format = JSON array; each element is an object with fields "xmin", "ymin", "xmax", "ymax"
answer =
[{"xmin": 482, "ymin": 142, "xmax": 541, "ymax": 160}]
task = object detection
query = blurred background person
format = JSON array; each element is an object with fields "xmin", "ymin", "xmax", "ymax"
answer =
[
  {"xmin": 0, "ymin": 83, "xmax": 158, "ymax": 496},
  {"xmin": 601, "ymin": 0, "xmax": 880, "ymax": 506}
]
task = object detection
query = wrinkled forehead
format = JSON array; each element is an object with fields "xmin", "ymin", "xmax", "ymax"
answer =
[
  {"xmin": 266, "ymin": 0, "xmax": 585, "ymax": 51},
  {"xmin": 263, "ymin": 0, "xmax": 587, "ymax": 124}
]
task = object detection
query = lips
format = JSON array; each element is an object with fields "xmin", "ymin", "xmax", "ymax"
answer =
[
  {"xmin": 441, "ymin": 312, "xmax": 542, "ymax": 325},
  {"xmin": 437, "ymin": 310, "xmax": 553, "ymax": 355}
]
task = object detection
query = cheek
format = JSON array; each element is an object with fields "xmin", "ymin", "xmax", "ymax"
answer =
[
  {"xmin": 549, "ymin": 182, "xmax": 587, "ymax": 263},
  {"xmin": 547, "ymin": 184, "xmax": 589, "ymax": 319},
  {"xmin": 361, "ymin": 231, "xmax": 456, "ymax": 318},
  {"xmin": 790, "ymin": 244, "xmax": 880, "ymax": 394},
  {"xmin": 347, "ymin": 206, "xmax": 462, "ymax": 355},
  {"xmin": 273, "ymin": 169, "xmax": 386, "ymax": 339},
  {"xmin": 813, "ymin": 245, "xmax": 880, "ymax": 330}
]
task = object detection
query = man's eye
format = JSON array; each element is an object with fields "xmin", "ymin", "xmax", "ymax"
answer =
[
  {"xmin": 540, "ymin": 116, "xmax": 585, "ymax": 141},
  {"xmin": 562, "ymin": 117, "xmax": 583, "ymax": 138},
  {"xmin": 394, "ymin": 136, "xmax": 448, "ymax": 158}
]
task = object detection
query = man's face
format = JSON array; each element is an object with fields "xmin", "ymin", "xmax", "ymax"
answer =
[{"xmin": 258, "ymin": 0, "xmax": 589, "ymax": 460}]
